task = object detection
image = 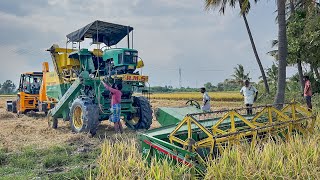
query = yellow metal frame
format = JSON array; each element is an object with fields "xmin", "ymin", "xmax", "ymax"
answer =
[
  {"xmin": 17, "ymin": 92, "xmax": 39, "ymax": 113},
  {"xmin": 168, "ymin": 102, "xmax": 316, "ymax": 159}
]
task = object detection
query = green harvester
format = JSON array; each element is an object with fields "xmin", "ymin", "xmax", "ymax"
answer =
[{"xmin": 46, "ymin": 20, "xmax": 152, "ymax": 135}]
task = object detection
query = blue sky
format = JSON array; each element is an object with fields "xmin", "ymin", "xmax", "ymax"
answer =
[{"xmin": 0, "ymin": 0, "xmax": 299, "ymax": 87}]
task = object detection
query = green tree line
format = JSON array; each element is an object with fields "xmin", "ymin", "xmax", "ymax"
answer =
[{"xmin": 0, "ymin": 80, "xmax": 16, "ymax": 94}]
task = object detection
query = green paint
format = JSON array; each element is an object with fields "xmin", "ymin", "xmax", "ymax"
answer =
[
  {"xmin": 156, "ymin": 106, "xmax": 203, "ymax": 126},
  {"xmin": 49, "ymin": 79, "xmax": 81, "ymax": 118},
  {"xmin": 140, "ymin": 111, "xmax": 273, "ymax": 175},
  {"xmin": 46, "ymin": 84, "xmax": 70, "ymax": 100}
]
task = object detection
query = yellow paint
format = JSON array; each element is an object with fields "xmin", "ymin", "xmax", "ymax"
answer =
[
  {"xmin": 92, "ymin": 49, "xmax": 103, "ymax": 57},
  {"xmin": 73, "ymin": 106, "xmax": 83, "ymax": 129},
  {"xmin": 136, "ymin": 60, "xmax": 144, "ymax": 68},
  {"xmin": 48, "ymin": 44, "xmax": 79, "ymax": 83},
  {"xmin": 17, "ymin": 92, "xmax": 39, "ymax": 113},
  {"xmin": 122, "ymin": 74, "xmax": 148, "ymax": 82},
  {"xmin": 45, "ymin": 72, "xmax": 60, "ymax": 86},
  {"xmin": 39, "ymin": 62, "xmax": 49, "ymax": 102},
  {"xmin": 168, "ymin": 102, "xmax": 316, "ymax": 155}
]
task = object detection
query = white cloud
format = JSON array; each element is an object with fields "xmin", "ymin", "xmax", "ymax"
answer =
[
  {"xmin": 0, "ymin": 0, "xmax": 279, "ymax": 87},
  {"xmin": 0, "ymin": 46, "xmax": 42, "ymax": 84}
]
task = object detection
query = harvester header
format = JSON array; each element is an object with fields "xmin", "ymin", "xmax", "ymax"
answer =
[{"xmin": 140, "ymin": 101, "xmax": 317, "ymax": 176}]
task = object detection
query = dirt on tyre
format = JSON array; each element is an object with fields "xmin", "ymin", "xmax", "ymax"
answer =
[
  {"xmin": 69, "ymin": 98, "xmax": 100, "ymax": 135},
  {"xmin": 127, "ymin": 96, "xmax": 152, "ymax": 130},
  {"xmin": 47, "ymin": 112, "xmax": 58, "ymax": 129}
]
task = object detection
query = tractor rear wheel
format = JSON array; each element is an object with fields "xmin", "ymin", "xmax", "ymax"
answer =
[
  {"xmin": 69, "ymin": 98, "xmax": 100, "ymax": 135},
  {"xmin": 127, "ymin": 96, "xmax": 152, "ymax": 130}
]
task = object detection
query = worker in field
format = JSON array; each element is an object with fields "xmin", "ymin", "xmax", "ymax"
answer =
[
  {"xmin": 240, "ymin": 80, "xmax": 258, "ymax": 115},
  {"xmin": 303, "ymin": 75, "xmax": 312, "ymax": 111},
  {"xmin": 102, "ymin": 81, "xmax": 124, "ymax": 133},
  {"xmin": 200, "ymin": 87, "xmax": 211, "ymax": 112}
]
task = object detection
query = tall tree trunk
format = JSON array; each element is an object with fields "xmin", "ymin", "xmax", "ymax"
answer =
[
  {"xmin": 297, "ymin": 60, "xmax": 304, "ymax": 92},
  {"xmin": 242, "ymin": 14, "xmax": 270, "ymax": 94},
  {"xmin": 274, "ymin": 0, "xmax": 288, "ymax": 107}
]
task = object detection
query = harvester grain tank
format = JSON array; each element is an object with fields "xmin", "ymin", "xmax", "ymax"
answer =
[{"xmin": 46, "ymin": 20, "xmax": 152, "ymax": 135}]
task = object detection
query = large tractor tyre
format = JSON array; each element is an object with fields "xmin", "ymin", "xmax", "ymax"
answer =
[
  {"xmin": 128, "ymin": 96, "xmax": 153, "ymax": 130},
  {"xmin": 47, "ymin": 113, "xmax": 58, "ymax": 129},
  {"xmin": 69, "ymin": 98, "xmax": 100, "ymax": 135},
  {"xmin": 12, "ymin": 101, "xmax": 17, "ymax": 113}
]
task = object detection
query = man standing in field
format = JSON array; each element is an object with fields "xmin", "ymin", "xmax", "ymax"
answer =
[
  {"xmin": 200, "ymin": 87, "xmax": 211, "ymax": 112},
  {"xmin": 303, "ymin": 76, "xmax": 312, "ymax": 111},
  {"xmin": 240, "ymin": 80, "xmax": 258, "ymax": 115},
  {"xmin": 102, "ymin": 81, "xmax": 123, "ymax": 133}
]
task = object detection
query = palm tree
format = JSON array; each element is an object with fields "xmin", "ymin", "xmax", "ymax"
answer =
[
  {"xmin": 274, "ymin": 0, "xmax": 288, "ymax": 106},
  {"xmin": 205, "ymin": 0, "xmax": 270, "ymax": 94},
  {"xmin": 259, "ymin": 62, "xmax": 278, "ymax": 87},
  {"xmin": 268, "ymin": 38, "xmax": 305, "ymax": 93},
  {"xmin": 232, "ymin": 64, "xmax": 250, "ymax": 84},
  {"xmin": 266, "ymin": 63, "xmax": 279, "ymax": 85}
]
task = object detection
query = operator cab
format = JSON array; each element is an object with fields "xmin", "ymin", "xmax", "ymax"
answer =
[
  {"xmin": 103, "ymin": 48, "xmax": 139, "ymax": 76},
  {"xmin": 66, "ymin": 20, "xmax": 142, "ymax": 78},
  {"xmin": 18, "ymin": 72, "xmax": 43, "ymax": 94}
]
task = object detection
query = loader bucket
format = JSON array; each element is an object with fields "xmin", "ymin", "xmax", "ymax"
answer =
[{"xmin": 140, "ymin": 102, "xmax": 317, "ymax": 175}]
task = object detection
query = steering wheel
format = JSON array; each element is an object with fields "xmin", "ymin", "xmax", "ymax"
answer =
[{"xmin": 185, "ymin": 100, "xmax": 200, "ymax": 109}]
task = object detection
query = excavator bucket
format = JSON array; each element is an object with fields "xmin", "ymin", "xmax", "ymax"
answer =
[{"xmin": 140, "ymin": 102, "xmax": 317, "ymax": 175}]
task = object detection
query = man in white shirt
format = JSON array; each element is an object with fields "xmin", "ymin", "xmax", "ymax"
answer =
[
  {"xmin": 240, "ymin": 80, "xmax": 258, "ymax": 115},
  {"xmin": 200, "ymin": 87, "xmax": 211, "ymax": 112}
]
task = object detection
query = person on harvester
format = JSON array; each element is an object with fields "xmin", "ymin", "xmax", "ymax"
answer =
[{"xmin": 102, "ymin": 80, "xmax": 123, "ymax": 133}]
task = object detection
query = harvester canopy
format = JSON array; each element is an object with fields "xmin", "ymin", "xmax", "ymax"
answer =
[{"xmin": 66, "ymin": 20, "xmax": 133, "ymax": 46}]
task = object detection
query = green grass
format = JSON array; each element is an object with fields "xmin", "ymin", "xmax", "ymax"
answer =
[
  {"xmin": 0, "ymin": 144, "xmax": 100, "ymax": 179},
  {"xmin": 0, "ymin": 95, "xmax": 16, "ymax": 97}
]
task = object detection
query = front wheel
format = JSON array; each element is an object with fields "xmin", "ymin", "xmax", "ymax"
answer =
[
  {"xmin": 69, "ymin": 98, "xmax": 100, "ymax": 135},
  {"xmin": 126, "ymin": 96, "xmax": 153, "ymax": 130}
]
